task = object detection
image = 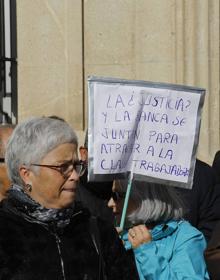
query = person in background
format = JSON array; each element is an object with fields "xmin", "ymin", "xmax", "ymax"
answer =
[
  {"xmin": 0, "ymin": 124, "xmax": 14, "ymax": 200},
  {"xmin": 211, "ymin": 151, "xmax": 220, "ymax": 226},
  {"xmin": 177, "ymin": 159, "xmax": 220, "ymax": 241},
  {"xmin": 108, "ymin": 179, "xmax": 209, "ymax": 279},
  {"xmin": 76, "ymin": 130, "xmax": 114, "ymax": 223},
  {"xmin": 0, "ymin": 117, "xmax": 139, "ymax": 279},
  {"xmin": 212, "ymin": 150, "xmax": 220, "ymax": 184},
  {"xmin": 203, "ymin": 150, "xmax": 220, "ymax": 279},
  {"xmin": 205, "ymin": 220, "xmax": 220, "ymax": 280}
]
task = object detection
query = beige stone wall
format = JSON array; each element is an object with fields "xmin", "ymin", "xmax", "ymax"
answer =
[
  {"xmin": 17, "ymin": 0, "xmax": 219, "ymax": 162},
  {"xmin": 17, "ymin": 0, "xmax": 84, "ymax": 131}
]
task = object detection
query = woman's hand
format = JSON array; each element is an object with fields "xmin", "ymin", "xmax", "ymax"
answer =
[{"xmin": 128, "ymin": 225, "xmax": 152, "ymax": 248}]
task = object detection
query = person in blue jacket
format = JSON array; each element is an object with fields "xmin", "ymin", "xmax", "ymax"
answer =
[{"xmin": 108, "ymin": 179, "xmax": 210, "ymax": 280}]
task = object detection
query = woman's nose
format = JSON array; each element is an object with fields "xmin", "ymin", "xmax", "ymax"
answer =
[
  {"xmin": 107, "ymin": 197, "xmax": 115, "ymax": 208},
  {"xmin": 68, "ymin": 169, "xmax": 79, "ymax": 181}
]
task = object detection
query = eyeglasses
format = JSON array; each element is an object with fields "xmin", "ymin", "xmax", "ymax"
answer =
[
  {"xmin": 31, "ymin": 160, "xmax": 86, "ymax": 179},
  {"xmin": 111, "ymin": 191, "xmax": 126, "ymax": 202}
]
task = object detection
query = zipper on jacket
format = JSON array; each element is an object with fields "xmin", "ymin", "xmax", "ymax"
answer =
[{"xmin": 54, "ymin": 233, "xmax": 66, "ymax": 280}]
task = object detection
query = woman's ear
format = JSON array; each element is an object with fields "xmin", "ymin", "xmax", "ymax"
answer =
[
  {"xmin": 19, "ymin": 166, "xmax": 31, "ymax": 185},
  {"xmin": 79, "ymin": 146, "xmax": 88, "ymax": 161}
]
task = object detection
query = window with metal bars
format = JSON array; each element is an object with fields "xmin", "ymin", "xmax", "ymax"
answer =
[{"xmin": 0, "ymin": 0, "xmax": 17, "ymax": 124}]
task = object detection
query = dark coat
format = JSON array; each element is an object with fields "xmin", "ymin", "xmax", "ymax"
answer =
[
  {"xmin": 205, "ymin": 221, "xmax": 220, "ymax": 280},
  {"xmin": 177, "ymin": 159, "xmax": 219, "ymax": 241},
  {"xmin": 76, "ymin": 183, "xmax": 114, "ymax": 224},
  {"xmin": 0, "ymin": 200, "xmax": 138, "ymax": 280},
  {"xmin": 76, "ymin": 168, "xmax": 114, "ymax": 224},
  {"xmin": 212, "ymin": 150, "xmax": 220, "ymax": 184}
]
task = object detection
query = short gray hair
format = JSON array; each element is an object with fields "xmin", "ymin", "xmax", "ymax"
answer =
[
  {"xmin": 5, "ymin": 116, "xmax": 78, "ymax": 186},
  {"xmin": 119, "ymin": 180, "xmax": 184, "ymax": 224}
]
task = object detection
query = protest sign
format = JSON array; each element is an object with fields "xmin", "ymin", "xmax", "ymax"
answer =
[{"xmin": 88, "ymin": 76, "xmax": 205, "ymax": 189}]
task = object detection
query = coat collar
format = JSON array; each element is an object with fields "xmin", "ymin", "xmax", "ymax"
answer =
[{"xmin": 121, "ymin": 220, "xmax": 182, "ymax": 250}]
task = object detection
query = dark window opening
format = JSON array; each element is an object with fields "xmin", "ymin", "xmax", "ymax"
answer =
[{"xmin": 0, "ymin": 0, "xmax": 17, "ymax": 124}]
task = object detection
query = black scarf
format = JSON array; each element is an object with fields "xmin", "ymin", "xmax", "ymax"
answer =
[{"xmin": 6, "ymin": 184, "xmax": 79, "ymax": 228}]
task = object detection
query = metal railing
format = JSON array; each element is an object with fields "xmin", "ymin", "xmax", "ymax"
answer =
[{"xmin": 0, "ymin": 0, "xmax": 17, "ymax": 124}]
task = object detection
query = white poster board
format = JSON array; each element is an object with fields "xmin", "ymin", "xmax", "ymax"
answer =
[{"xmin": 88, "ymin": 76, "xmax": 205, "ymax": 189}]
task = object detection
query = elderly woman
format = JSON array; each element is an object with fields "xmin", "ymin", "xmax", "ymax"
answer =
[
  {"xmin": 0, "ymin": 117, "xmax": 138, "ymax": 280},
  {"xmin": 108, "ymin": 180, "xmax": 209, "ymax": 280}
]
